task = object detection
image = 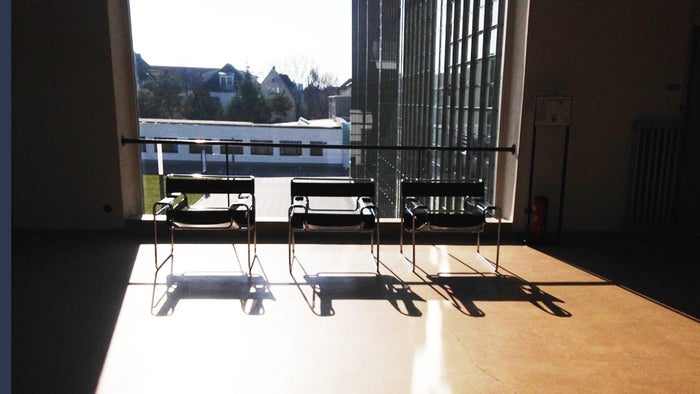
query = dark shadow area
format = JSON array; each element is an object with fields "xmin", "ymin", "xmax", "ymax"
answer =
[
  {"xmin": 289, "ymin": 256, "xmax": 423, "ymax": 317},
  {"xmin": 427, "ymin": 274, "xmax": 572, "ymax": 317},
  {"xmin": 12, "ymin": 229, "xmax": 141, "ymax": 394},
  {"xmin": 152, "ymin": 272, "xmax": 274, "ymax": 316},
  {"xmin": 304, "ymin": 273, "xmax": 424, "ymax": 317},
  {"xmin": 529, "ymin": 232, "xmax": 700, "ymax": 320}
]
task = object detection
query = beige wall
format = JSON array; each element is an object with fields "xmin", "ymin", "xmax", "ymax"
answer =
[
  {"xmin": 12, "ymin": 0, "xmax": 142, "ymax": 229},
  {"xmin": 11, "ymin": 0, "xmax": 698, "ymax": 231},
  {"xmin": 511, "ymin": 0, "xmax": 694, "ymax": 232}
]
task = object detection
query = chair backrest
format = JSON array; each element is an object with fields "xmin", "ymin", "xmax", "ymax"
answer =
[
  {"xmin": 401, "ymin": 179, "xmax": 484, "ymax": 199},
  {"xmin": 290, "ymin": 177, "xmax": 375, "ymax": 198},
  {"xmin": 166, "ymin": 174, "xmax": 255, "ymax": 195}
]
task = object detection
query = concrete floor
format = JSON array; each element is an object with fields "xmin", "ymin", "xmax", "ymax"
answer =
[{"xmin": 12, "ymin": 230, "xmax": 700, "ymax": 393}]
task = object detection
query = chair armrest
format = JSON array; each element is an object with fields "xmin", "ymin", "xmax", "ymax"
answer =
[
  {"xmin": 464, "ymin": 198, "xmax": 500, "ymax": 218},
  {"xmin": 359, "ymin": 197, "xmax": 377, "ymax": 217},
  {"xmin": 230, "ymin": 191, "xmax": 254, "ymax": 211},
  {"xmin": 403, "ymin": 197, "xmax": 428, "ymax": 215},
  {"xmin": 230, "ymin": 202, "xmax": 254, "ymax": 213},
  {"xmin": 153, "ymin": 192, "xmax": 189, "ymax": 216},
  {"xmin": 357, "ymin": 196, "xmax": 376, "ymax": 213},
  {"xmin": 288, "ymin": 203, "xmax": 308, "ymax": 217},
  {"xmin": 467, "ymin": 199, "xmax": 501, "ymax": 220},
  {"xmin": 152, "ymin": 197, "xmax": 176, "ymax": 216}
]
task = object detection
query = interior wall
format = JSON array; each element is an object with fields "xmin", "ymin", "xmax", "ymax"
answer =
[
  {"xmin": 12, "ymin": 0, "xmax": 134, "ymax": 229},
  {"xmin": 514, "ymin": 0, "xmax": 693, "ymax": 232}
]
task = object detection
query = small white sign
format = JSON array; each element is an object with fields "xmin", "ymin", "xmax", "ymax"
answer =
[{"xmin": 535, "ymin": 96, "xmax": 572, "ymax": 126}]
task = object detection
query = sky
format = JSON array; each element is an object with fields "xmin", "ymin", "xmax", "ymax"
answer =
[{"xmin": 128, "ymin": 0, "xmax": 352, "ymax": 85}]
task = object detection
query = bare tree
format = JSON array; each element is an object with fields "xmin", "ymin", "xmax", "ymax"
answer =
[
  {"xmin": 281, "ymin": 55, "xmax": 314, "ymax": 87},
  {"xmin": 315, "ymin": 71, "xmax": 339, "ymax": 90}
]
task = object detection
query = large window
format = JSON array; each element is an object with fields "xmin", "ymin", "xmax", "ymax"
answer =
[
  {"xmin": 130, "ymin": 0, "xmax": 507, "ymax": 220},
  {"xmin": 130, "ymin": 1, "xmax": 354, "ymax": 218},
  {"xmin": 352, "ymin": 0, "xmax": 506, "ymax": 216}
]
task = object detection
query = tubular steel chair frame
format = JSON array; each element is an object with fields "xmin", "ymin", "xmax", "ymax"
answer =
[
  {"xmin": 288, "ymin": 177, "xmax": 380, "ymax": 274},
  {"xmin": 153, "ymin": 174, "xmax": 257, "ymax": 275},
  {"xmin": 400, "ymin": 179, "xmax": 502, "ymax": 272}
]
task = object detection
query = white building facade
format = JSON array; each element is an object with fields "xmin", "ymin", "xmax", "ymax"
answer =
[{"xmin": 139, "ymin": 118, "xmax": 351, "ymax": 176}]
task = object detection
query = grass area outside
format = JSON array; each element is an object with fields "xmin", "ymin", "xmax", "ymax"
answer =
[{"xmin": 142, "ymin": 175, "xmax": 202, "ymax": 213}]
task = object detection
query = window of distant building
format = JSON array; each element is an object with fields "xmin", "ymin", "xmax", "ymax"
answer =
[
  {"xmin": 188, "ymin": 138, "xmax": 213, "ymax": 154},
  {"xmin": 310, "ymin": 141, "xmax": 326, "ymax": 156},
  {"xmin": 224, "ymin": 139, "xmax": 244, "ymax": 155},
  {"xmin": 250, "ymin": 140, "xmax": 273, "ymax": 155},
  {"xmin": 219, "ymin": 75, "xmax": 234, "ymax": 91},
  {"xmin": 154, "ymin": 137, "xmax": 178, "ymax": 153},
  {"xmin": 280, "ymin": 140, "xmax": 302, "ymax": 156}
]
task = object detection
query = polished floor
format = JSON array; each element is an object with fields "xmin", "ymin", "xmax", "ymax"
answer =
[{"xmin": 12, "ymin": 230, "xmax": 700, "ymax": 393}]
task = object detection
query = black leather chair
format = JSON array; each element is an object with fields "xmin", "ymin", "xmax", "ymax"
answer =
[
  {"xmin": 153, "ymin": 174, "xmax": 256, "ymax": 275},
  {"xmin": 400, "ymin": 179, "xmax": 501, "ymax": 272},
  {"xmin": 288, "ymin": 177, "xmax": 379, "ymax": 274}
]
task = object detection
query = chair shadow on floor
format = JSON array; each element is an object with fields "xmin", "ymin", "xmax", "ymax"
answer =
[
  {"xmin": 406, "ymin": 244, "xmax": 570, "ymax": 317},
  {"xmin": 426, "ymin": 273, "xmax": 572, "ymax": 318},
  {"xmin": 151, "ymin": 255, "xmax": 274, "ymax": 316},
  {"xmin": 290, "ymin": 256, "xmax": 423, "ymax": 317}
]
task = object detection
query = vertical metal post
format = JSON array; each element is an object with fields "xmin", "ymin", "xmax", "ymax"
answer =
[
  {"xmin": 157, "ymin": 143, "xmax": 165, "ymax": 199},
  {"xmin": 525, "ymin": 123, "xmax": 537, "ymax": 242},
  {"xmin": 556, "ymin": 125, "xmax": 571, "ymax": 242},
  {"xmin": 225, "ymin": 144, "xmax": 230, "ymax": 176},
  {"xmin": 418, "ymin": 150, "xmax": 422, "ymax": 179}
]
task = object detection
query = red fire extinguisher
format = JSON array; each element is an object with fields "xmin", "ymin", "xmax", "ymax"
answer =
[{"xmin": 530, "ymin": 195, "xmax": 549, "ymax": 237}]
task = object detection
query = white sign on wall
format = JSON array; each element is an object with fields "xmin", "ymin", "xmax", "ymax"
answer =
[{"xmin": 535, "ymin": 96, "xmax": 572, "ymax": 126}]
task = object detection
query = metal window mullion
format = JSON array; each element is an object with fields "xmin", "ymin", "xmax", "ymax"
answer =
[
  {"xmin": 431, "ymin": 0, "xmax": 445, "ymax": 181},
  {"xmin": 456, "ymin": 0, "xmax": 471, "ymax": 182},
  {"xmin": 440, "ymin": 0, "xmax": 453, "ymax": 154},
  {"xmin": 465, "ymin": 0, "xmax": 481, "ymax": 182},
  {"xmin": 439, "ymin": 1, "xmax": 453, "ymax": 181},
  {"xmin": 403, "ymin": 2, "xmax": 414, "ymax": 151},
  {"xmin": 446, "ymin": 0, "xmax": 462, "ymax": 183},
  {"xmin": 409, "ymin": 1, "xmax": 421, "ymax": 177},
  {"xmin": 476, "ymin": 0, "xmax": 493, "ymax": 180},
  {"xmin": 424, "ymin": 1, "xmax": 437, "ymax": 179}
]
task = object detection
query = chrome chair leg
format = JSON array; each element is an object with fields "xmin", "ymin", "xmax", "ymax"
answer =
[{"xmin": 411, "ymin": 218, "xmax": 417, "ymax": 272}]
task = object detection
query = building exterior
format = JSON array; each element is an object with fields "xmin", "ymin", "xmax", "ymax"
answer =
[
  {"xmin": 328, "ymin": 95, "xmax": 350, "ymax": 121},
  {"xmin": 351, "ymin": 0, "xmax": 506, "ymax": 216},
  {"xmin": 260, "ymin": 67, "xmax": 301, "ymax": 123},
  {"xmin": 138, "ymin": 118, "xmax": 350, "ymax": 176},
  {"xmin": 135, "ymin": 55, "xmax": 247, "ymax": 107}
]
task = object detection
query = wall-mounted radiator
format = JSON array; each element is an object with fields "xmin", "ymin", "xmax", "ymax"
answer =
[{"xmin": 626, "ymin": 121, "xmax": 683, "ymax": 231}]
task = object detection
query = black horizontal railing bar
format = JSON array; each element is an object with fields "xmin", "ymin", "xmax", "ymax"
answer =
[{"xmin": 121, "ymin": 136, "xmax": 516, "ymax": 154}]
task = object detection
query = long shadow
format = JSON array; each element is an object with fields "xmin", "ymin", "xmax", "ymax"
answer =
[
  {"xmin": 290, "ymin": 256, "xmax": 423, "ymax": 317},
  {"xmin": 406, "ymin": 246, "xmax": 570, "ymax": 317},
  {"xmin": 150, "ymin": 236, "xmax": 271, "ymax": 315},
  {"xmin": 12, "ymin": 230, "xmax": 142, "ymax": 394},
  {"xmin": 151, "ymin": 272, "xmax": 274, "ymax": 316},
  {"xmin": 427, "ymin": 273, "xmax": 572, "ymax": 317},
  {"xmin": 528, "ymin": 232, "xmax": 700, "ymax": 320}
]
